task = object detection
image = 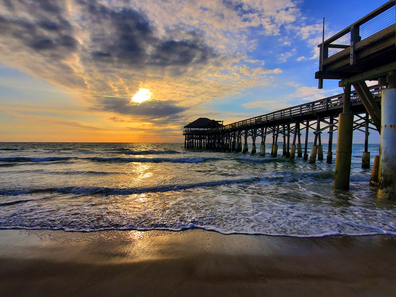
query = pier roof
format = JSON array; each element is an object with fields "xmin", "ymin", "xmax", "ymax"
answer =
[{"xmin": 184, "ymin": 118, "xmax": 223, "ymax": 129}]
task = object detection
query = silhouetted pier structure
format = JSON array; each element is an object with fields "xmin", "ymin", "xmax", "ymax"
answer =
[
  {"xmin": 184, "ymin": 85, "xmax": 382, "ymax": 162},
  {"xmin": 184, "ymin": 1, "xmax": 396, "ymax": 199}
]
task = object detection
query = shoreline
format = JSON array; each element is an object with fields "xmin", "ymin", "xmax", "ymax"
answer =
[{"xmin": 1, "ymin": 229, "xmax": 396, "ymax": 296}]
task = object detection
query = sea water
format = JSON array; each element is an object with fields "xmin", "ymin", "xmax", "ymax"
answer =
[{"xmin": 0, "ymin": 142, "xmax": 395, "ymax": 237}]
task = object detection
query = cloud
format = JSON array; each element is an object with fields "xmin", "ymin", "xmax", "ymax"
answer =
[
  {"xmin": 95, "ymin": 97, "xmax": 187, "ymax": 118},
  {"xmin": 278, "ymin": 48, "xmax": 296, "ymax": 62},
  {"xmin": 287, "ymin": 86, "xmax": 339, "ymax": 101},
  {"xmin": 0, "ymin": 0, "xmax": 297, "ymax": 138},
  {"xmin": 243, "ymin": 100, "xmax": 291, "ymax": 111}
]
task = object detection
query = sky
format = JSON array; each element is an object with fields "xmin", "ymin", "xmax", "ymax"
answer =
[{"xmin": 0, "ymin": 0, "xmax": 389, "ymax": 143}]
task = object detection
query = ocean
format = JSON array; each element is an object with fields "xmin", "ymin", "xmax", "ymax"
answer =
[{"xmin": 0, "ymin": 142, "xmax": 395, "ymax": 237}]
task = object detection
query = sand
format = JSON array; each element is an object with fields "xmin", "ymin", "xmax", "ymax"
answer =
[{"xmin": 0, "ymin": 229, "xmax": 396, "ymax": 296}]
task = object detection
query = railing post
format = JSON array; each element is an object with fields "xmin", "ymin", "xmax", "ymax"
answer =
[{"xmin": 350, "ymin": 25, "xmax": 360, "ymax": 65}]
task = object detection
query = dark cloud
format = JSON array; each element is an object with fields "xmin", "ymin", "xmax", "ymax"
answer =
[
  {"xmin": 96, "ymin": 97, "xmax": 187, "ymax": 118},
  {"xmin": 77, "ymin": 0, "xmax": 217, "ymax": 70},
  {"xmin": 0, "ymin": 0, "xmax": 77, "ymax": 54}
]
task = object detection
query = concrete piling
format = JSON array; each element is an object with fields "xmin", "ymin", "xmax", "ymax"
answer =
[
  {"xmin": 317, "ymin": 145, "xmax": 324, "ymax": 161},
  {"xmin": 304, "ymin": 120, "xmax": 309, "ymax": 160},
  {"xmin": 242, "ymin": 143, "xmax": 248, "ymax": 154},
  {"xmin": 260, "ymin": 142, "xmax": 265, "ymax": 156},
  {"xmin": 362, "ymin": 152, "xmax": 370, "ymax": 169},
  {"xmin": 327, "ymin": 117, "xmax": 334, "ymax": 164},
  {"xmin": 334, "ymin": 113, "xmax": 354, "ymax": 190},
  {"xmin": 251, "ymin": 130, "xmax": 257, "ymax": 155},
  {"xmin": 370, "ymin": 155, "xmax": 380, "ymax": 185},
  {"xmin": 271, "ymin": 144, "xmax": 278, "ymax": 157},
  {"xmin": 290, "ymin": 144, "xmax": 296, "ymax": 159},
  {"xmin": 362, "ymin": 113, "xmax": 370, "ymax": 169},
  {"xmin": 297, "ymin": 144, "xmax": 302, "ymax": 158},
  {"xmin": 378, "ymin": 86, "xmax": 396, "ymax": 199},
  {"xmin": 309, "ymin": 145, "xmax": 317, "ymax": 164}
]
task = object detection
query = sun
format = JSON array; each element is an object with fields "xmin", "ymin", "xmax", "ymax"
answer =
[{"xmin": 131, "ymin": 89, "xmax": 152, "ymax": 103}]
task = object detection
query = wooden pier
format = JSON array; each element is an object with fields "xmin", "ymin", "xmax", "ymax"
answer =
[
  {"xmin": 184, "ymin": 1, "xmax": 396, "ymax": 198},
  {"xmin": 184, "ymin": 85, "xmax": 382, "ymax": 164}
]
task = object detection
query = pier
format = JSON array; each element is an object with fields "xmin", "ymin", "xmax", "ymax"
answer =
[
  {"xmin": 184, "ymin": 1, "xmax": 396, "ymax": 199},
  {"xmin": 184, "ymin": 85, "xmax": 382, "ymax": 162}
]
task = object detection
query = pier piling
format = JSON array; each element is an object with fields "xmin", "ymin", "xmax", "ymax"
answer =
[
  {"xmin": 327, "ymin": 116, "xmax": 334, "ymax": 164},
  {"xmin": 378, "ymin": 78, "xmax": 396, "ymax": 199},
  {"xmin": 260, "ymin": 127, "xmax": 266, "ymax": 156},
  {"xmin": 304, "ymin": 120, "xmax": 309, "ymax": 160},
  {"xmin": 362, "ymin": 113, "xmax": 370, "ymax": 169},
  {"xmin": 243, "ymin": 132, "xmax": 248, "ymax": 154},
  {"xmin": 251, "ymin": 129, "xmax": 257, "ymax": 155},
  {"xmin": 334, "ymin": 85, "xmax": 354, "ymax": 190},
  {"xmin": 297, "ymin": 122, "xmax": 302, "ymax": 158}
]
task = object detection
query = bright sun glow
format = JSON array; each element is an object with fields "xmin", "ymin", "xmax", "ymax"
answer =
[{"xmin": 131, "ymin": 89, "xmax": 152, "ymax": 103}]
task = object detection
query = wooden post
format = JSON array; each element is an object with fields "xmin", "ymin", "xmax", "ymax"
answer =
[
  {"xmin": 260, "ymin": 127, "xmax": 266, "ymax": 156},
  {"xmin": 317, "ymin": 120, "xmax": 323, "ymax": 161},
  {"xmin": 282, "ymin": 125, "xmax": 287, "ymax": 156},
  {"xmin": 297, "ymin": 122, "xmax": 302, "ymax": 158},
  {"xmin": 362, "ymin": 113, "xmax": 370, "ymax": 168},
  {"xmin": 290, "ymin": 122, "xmax": 297, "ymax": 159},
  {"xmin": 327, "ymin": 116, "xmax": 334, "ymax": 163},
  {"xmin": 309, "ymin": 120, "xmax": 320, "ymax": 164},
  {"xmin": 243, "ymin": 131, "xmax": 248, "ymax": 154},
  {"xmin": 286, "ymin": 124, "xmax": 290, "ymax": 157},
  {"xmin": 251, "ymin": 129, "xmax": 257, "ymax": 155},
  {"xmin": 304, "ymin": 120, "xmax": 309, "ymax": 160}
]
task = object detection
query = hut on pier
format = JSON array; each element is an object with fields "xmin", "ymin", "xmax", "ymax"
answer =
[{"xmin": 183, "ymin": 118, "xmax": 223, "ymax": 149}]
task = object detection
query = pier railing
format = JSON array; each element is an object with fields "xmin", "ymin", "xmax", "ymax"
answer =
[
  {"xmin": 183, "ymin": 85, "xmax": 384, "ymax": 134},
  {"xmin": 319, "ymin": 0, "xmax": 395, "ymax": 67}
]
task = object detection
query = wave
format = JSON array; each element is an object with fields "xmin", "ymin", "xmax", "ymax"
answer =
[
  {"xmin": 0, "ymin": 163, "xmax": 17, "ymax": 167},
  {"xmin": 86, "ymin": 156, "xmax": 215, "ymax": 164},
  {"xmin": 125, "ymin": 150, "xmax": 181, "ymax": 155},
  {"xmin": 0, "ymin": 157, "xmax": 72, "ymax": 163},
  {"xmin": 0, "ymin": 177, "xmax": 259, "ymax": 197},
  {"xmin": 0, "ymin": 156, "xmax": 218, "ymax": 165}
]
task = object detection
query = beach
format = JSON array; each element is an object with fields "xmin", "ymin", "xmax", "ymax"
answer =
[{"xmin": 1, "ymin": 229, "xmax": 396, "ymax": 296}]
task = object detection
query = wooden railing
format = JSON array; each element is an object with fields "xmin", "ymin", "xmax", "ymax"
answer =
[
  {"xmin": 318, "ymin": 0, "xmax": 395, "ymax": 65},
  {"xmin": 212, "ymin": 85, "xmax": 384, "ymax": 132}
]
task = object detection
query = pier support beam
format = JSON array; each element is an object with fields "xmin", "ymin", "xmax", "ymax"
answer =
[
  {"xmin": 290, "ymin": 145, "xmax": 296, "ymax": 160},
  {"xmin": 290, "ymin": 122, "xmax": 298, "ymax": 159},
  {"xmin": 242, "ymin": 132, "xmax": 248, "ymax": 154},
  {"xmin": 282, "ymin": 125, "xmax": 287, "ymax": 156},
  {"xmin": 271, "ymin": 126, "xmax": 279, "ymax": 157},
  {"xmin": 237, "ymin": 133, "xmax": 242, "ymax": 152},
  {"xmin": 362, "ymin": 113, "xmax": 370, "ymax": 169},
  {"xmin": 327, "ymin": 117, "xmax": 334, "ymax": 164},
  {"xmin": 334, "ymin": 84, "xmax": 353, "ymax": 190},
  {"xmin": 317, "ymin": 122, "xmax": 323, "ymax": 161},
  {"xmin": 260, "ymin": 127, "xmax": 266, "ymax": 156},
  {"xmin": 286, "ymin": 124, "xmax": 290, "ymax": 157},
  {"xmin": 297, "ymin": 123, "xmax": 302, "ymax": 158},
  {"xmin": 251, "ymin": 129, "xmax": 257, "ymax": 155},
  {"xmin": 310, "ymin": 120, "xmax": 320, "ymax": 164},
  {"xmin": 271, "ymin": 144, "xmax": 278, "ymax": 157},
  {"xmin": 304, "ymin": 120, "xmax": 309, "ymax": 160},
  {"xmin": 378, "ymin": 86, "xmax": 396, "ymax": 199},
  {"xmin": 309, "ymin": 145, "xmax": 317, "ymax": 164}
]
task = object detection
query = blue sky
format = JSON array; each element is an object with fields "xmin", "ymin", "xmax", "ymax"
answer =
[{"xmin": 0, "ymin": 0, "xmax": 388, "ymax": 142}]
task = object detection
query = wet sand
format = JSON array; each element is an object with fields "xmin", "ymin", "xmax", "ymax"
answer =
[{"xmin": 0, "ymin": 229, "xmax": 396, "ymax": 296}]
